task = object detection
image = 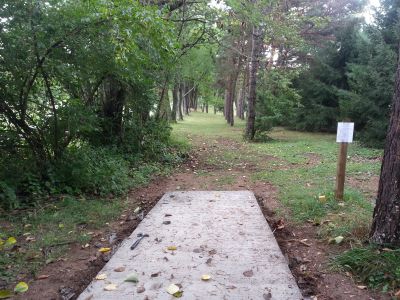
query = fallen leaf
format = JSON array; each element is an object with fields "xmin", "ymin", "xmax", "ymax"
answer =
[
  {"xmin": 37, "ymin": 275, "xmax": 50, "ymax": 280},
  {"xmin": 95, "ymin": 273, "xmax": 107, "ymax": 280},
  {"xmin": 151, "ymin": 272, "xmax": 161, "ymax": 277},
  {"xmin": 382, "ymin": 248, "xmax": 394, "ymax": 252},
  {"xmin": 114, "ymin": 266, "xmax": 125, "ymax": 272},
  {"xmin": 104, "ymin": 284, "xmax": 117, "ymax": 291},
  {"xmin": 25, "ymin": 236, "xmax": 36, "ymax": 242},
  {"xmin": 99, "ymin": 247, "xmax": 111, "ymax": 253},
  {"xmin": 201, "ymin": 274, "xmax": 211, "ymax": 281},
  {"xmin": 208, "ymin": 249, "xmax": 217, "ymax": 255},
  {"xmin": 166, "ymin": 284, "xmax": 180, "ymax": 295},
  {"xmin": 0, "ymin": 290, "xmax": 12, "ymax": 299},
  {"xmin": 275, "ymin": 220, "xmax": 285, "ymax": 230},
  {"xmin": 318, "ymin": 195, "xmax": 326, "ymax": 202},
  {"xmin": 167, "ymin": 246, "xmax": 177, "ymax": 251},
  {"xmin": 334, "ymin": 236, "xmax": 344, "ymax": 244},
  {"xmin": 58, "ymin": 223, "xmax": 64, "ymax": 228},
  {"xmin": 357, "ymin": 285, "xmax": 367, "ymax": 290},
  {"xmin": 4, "ymin": 237, "xmax": 16, "ymax": 248},
  {"xmin": 243, "ymin": 270, "xmax": 254, "ymax": 277},
  {"xmin": 173, "ymin": 291, "xmax": 183, "ymax": 298},
  {"xmin": 124, "ymin": 274, "xmax": 139, "ymax": 283},
  {"xmin": 14, "ymin": 282, "xmax": 28, "ymax": 293},
  {"xmin": 134, "ymin": 207, "xmax": 141, "ymax": 213}
]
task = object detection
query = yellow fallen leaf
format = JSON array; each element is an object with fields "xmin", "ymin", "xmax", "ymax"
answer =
[
  {"xmin": 14, "ymin": 282, "xmax": 28, "ymax": 293},
  {"xmin": 95, "ymin": 273, "xmax": 107, "ymax": 280},
  {"xmin": 104, "ymin": 284, "xmax": 117, "ymax": 291},
  {"xmin": 318, "ymin": 195, "xmax": 326, "ymax": 202},
  {"xmin": 58, "ymin": 223, "xmax": 64, "ymax": 228},
  {"xmin": 167, "ymin": 246, "xmax": 177, "ymax": 251},
  {"xmin": 201, "ymin": 274, "xmax": 211, "ymax": 281},
  {"xmin": 99, "ymin": 247, "xmax": 111, "ymax": 253},
  {"xmin": 166, "ymin": 284, "xmax": 180, "ymax": 295},
  {"xmin": 5, "ymin": 237, "xmax": 16, "ymax": 246},
  {"xmin": 0, "ymin": 289, "xmax": 12, "ymax": 299}
]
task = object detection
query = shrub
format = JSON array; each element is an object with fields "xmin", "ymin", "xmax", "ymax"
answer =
[{"xmin": 54, "ymin": 145, "xmax": 131, "ymax": 195}]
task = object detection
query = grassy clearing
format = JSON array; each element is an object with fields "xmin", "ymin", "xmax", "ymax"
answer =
[
  {"xmin": 250, "ymin": 128, "xmax": 381, "ymax": 242},
  {"xmin": 173, "ymin": 113, "xmax": 391, "ymax": 292},
  {"xmin": 174, "ymin": 113, "xmax": 381, "ymax": 243},
  {"xmin": 173, "ymin": 112, "xmax": 245, "ymax": 140}
]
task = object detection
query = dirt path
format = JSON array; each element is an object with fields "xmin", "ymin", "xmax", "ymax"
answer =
[{"xmin": 20, "ymin": 134, "xmax": 386, "ymax": 300}]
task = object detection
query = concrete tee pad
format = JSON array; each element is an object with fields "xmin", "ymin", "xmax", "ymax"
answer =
[{"xmin": 78, "ymin": 191, "xmax": 302, "ymax": 299}]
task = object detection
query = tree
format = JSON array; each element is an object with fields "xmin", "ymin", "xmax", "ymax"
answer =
[
  {"xmin": 245, "ymin": 25, "xmax": 264, "ymax": 139},
  {"xmin": 369, "ymin": 43, "xmax": 400, "ymax": 246}
]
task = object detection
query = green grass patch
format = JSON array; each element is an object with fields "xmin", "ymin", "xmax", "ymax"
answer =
[
  {"xmin": 0, "ymin": 195, "xmax": 124, "ymax": 282},
  {"xmin": 171, "ymin": 113, "xmax": 388, "ymax": 295},
  {"xmin": 333, "ymin": 246, "xmax": 400, "ymax": 292},
  {"xmin": 172, "ymin": 112, "xmax": 245, "ymax": 140}
]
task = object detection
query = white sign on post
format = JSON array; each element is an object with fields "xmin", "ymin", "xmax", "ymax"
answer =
[{"xmin": 336, "ymin": 122, "xmax": 354, "ymax": 143}]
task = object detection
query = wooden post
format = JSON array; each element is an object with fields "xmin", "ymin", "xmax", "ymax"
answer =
[{"xmin": 335, "ymin": 142, "xmax": 348, "ymax": 200}]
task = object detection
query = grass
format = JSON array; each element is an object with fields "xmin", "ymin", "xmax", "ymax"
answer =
[
  {"xmin": 249, "ymin": 128, "xmax": 381, "ymax": 242},
  {"xmin": 333, "ymin": 246, "xmax": 400, "ymax": 292},
  {"xmin": 173, "ymin": 111, "xmax": 245, "ymax": 140},
  {"xmin": 0, "ymin": 195, "xmax": 127, "ymax": 283},
  {"xmin": 0, "ymin": 154, "xmax": 186, "ymax": 286},
  {"xmin": 173, "ymin": 112, "xmax": 392, "ymax": 292}
]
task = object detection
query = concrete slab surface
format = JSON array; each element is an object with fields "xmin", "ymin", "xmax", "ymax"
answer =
[{"xmin": 78, "ymin": 191, "xmax": 302, "ymax": 299}]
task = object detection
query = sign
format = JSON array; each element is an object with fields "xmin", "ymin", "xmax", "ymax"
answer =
[{"xmin": 336, "ymin": 122, "xmax": 354, "ymax": 143}]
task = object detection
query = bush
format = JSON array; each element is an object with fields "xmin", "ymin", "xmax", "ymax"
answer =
[
  {"xmin": 54, "ymin": 145, "xmax": 132, "ymax": 195},
  {"xmin": 0, "ymin": 181, "xmax": 17, "ymax": 210}
]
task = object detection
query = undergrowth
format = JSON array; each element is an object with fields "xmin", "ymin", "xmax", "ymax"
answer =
[{"xmin": 333, "ymin": 246, "xmax": 400, "ymax": 292}]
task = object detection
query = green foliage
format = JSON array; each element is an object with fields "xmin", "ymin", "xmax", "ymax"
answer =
[
  {"xmin": 334, "ymin": 246, "xmax": 400, "ymax": 292},
  {"xmin": 256, "ymin": 69, "xmax": 301, "ymax": 132},
  {"xmin": 0, "ymin": 0, "xmax": 180, "ymax": 207},
  {"xmin": 293, "ymin": 20, "xmax": 397, "ymax": 147},
  {"xmin": 54, "ymin": 146, "xmax": 131, "ymax": 195}
]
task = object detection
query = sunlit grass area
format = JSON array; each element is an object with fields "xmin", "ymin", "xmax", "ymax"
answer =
[
  {"xmin": 173, "ymin": 113, "xmax": 381, "ymax": 243},
  {"xmin": 172, "ymin": 111, "xmax": 246, "ymax": 140}
]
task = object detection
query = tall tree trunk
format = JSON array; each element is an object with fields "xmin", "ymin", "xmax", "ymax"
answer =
[
  {"xmin": 238, "ymin": 68, "xmax": 247, "ymax": 120},
  {"xmin": 370, "ymin": 45, "xmax": 400, "ymax": 246},
  {"xmin": 178, "ymin": 83, "xmax": 184, "ymax": 120},
  {"xmin": 184, "ymin": 83, "xmax": 190, "ymax": 115},
  {"xmin": 224, "ymin": 87, "xmax": 228, "ymax": 118},
  {"xmin": 245, "ymin": 26, "xmax": 263, "ymax": 140},
  {"xmin": 171, "ymin": 84, "xmax": 179, "ymax": 122}
]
